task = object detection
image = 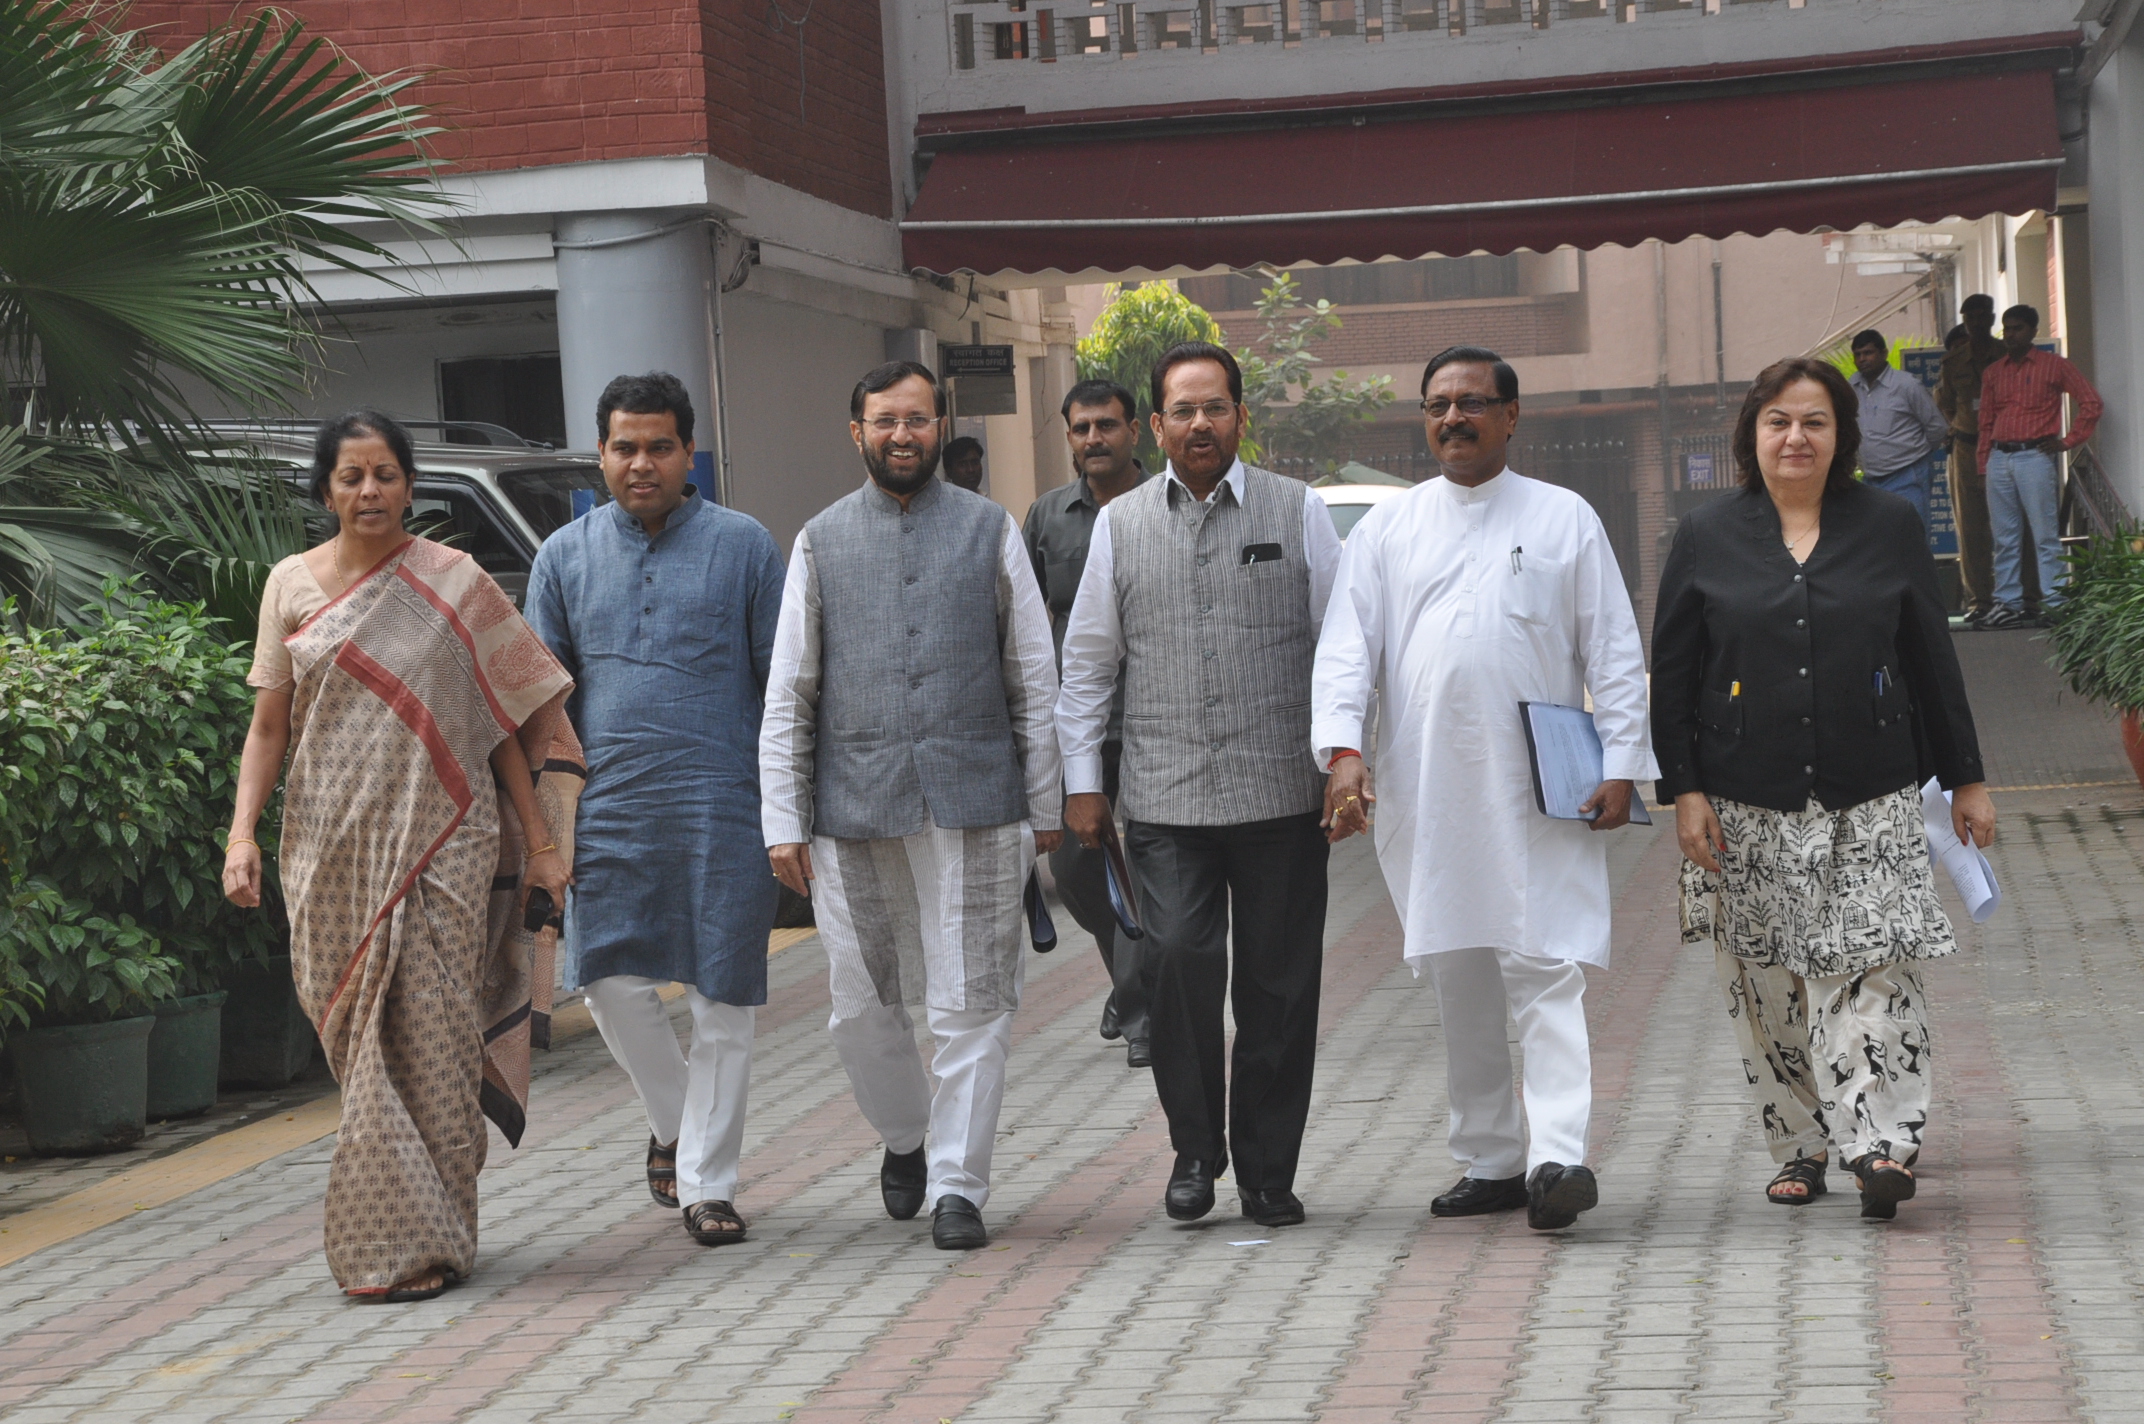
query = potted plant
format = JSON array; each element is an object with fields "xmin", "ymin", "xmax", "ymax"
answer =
[
  {"xmin": 0, "ymin": 878, "xmax": 178, "ymax": 1152},
  {"xmin": 0, "ymin": 586, "xmax": 294, "ymax": 1135},
  {"xmin": 2047, "ymin": 535, "xmax": 2144, "ymax": 786}
]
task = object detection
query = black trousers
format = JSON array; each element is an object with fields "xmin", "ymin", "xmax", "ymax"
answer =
[
  {"xmin": 1048, "ymin": 741, "xmax": 1148, "ymax": 1044},
  {"xmin": 1125, "ymin": 811, "xmax": 1328, "ymax": 1192}
]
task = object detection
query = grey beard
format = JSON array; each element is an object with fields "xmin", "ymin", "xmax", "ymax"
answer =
[{"xmin": 864, "ymin": 440, "xmax": 940, "ymax": 496}]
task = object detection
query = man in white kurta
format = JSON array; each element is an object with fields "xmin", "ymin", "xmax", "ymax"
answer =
[{"xmin": 1312, "ymin": 345, "xmax": 1656, "ymax": 1231}]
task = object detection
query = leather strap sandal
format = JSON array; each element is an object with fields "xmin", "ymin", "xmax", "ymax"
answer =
[
  {"xmin": 1847, "ymin": 1152, "xmax": 1916, "ymax": 1220},
  {"xmin": 684, "ymin": 1199, "xmax": 748, "ymax": 1246},
  {"xmin": 647, "ymin": 1136, "xmax": 680, "ymax": 1209},
  {"xmin": 1765, "ymin": 1155, "xmax": 1828, "ymax": 1206}
]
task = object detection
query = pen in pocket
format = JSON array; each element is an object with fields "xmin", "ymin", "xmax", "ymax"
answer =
[{"xmin": 1510, "ymin": 546, "xmax": 1523, "ymax": 574}]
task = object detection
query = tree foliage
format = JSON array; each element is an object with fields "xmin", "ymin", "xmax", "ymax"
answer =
[
  {"xmin": 0, "ymin": 582, "xmax": 284, "ymax": 1034},
  {"xmin": 1235, "ymin": 274, "xmax": 1393, "ymax": 469},
  {"xmin": 0, "ymin": 0, "xmax": 444, "ymax": 626},
  {"xmin": 2049, "ymin": 535, "xmax": 2144, "ymax": 711},
  {"xmin": 1074, "ymin": 275, "xmax": 1392, "ymax": 473},
  {"xmin": 1075, "ymin": 281, "xmax": 1226, "ymax": 469}
]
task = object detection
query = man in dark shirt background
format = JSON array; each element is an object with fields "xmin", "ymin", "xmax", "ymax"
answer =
[
  {"xmin": 944, "ymin": 436, "xmax": 986, "ymax": 492},
  {"xmin": 1021, "ymin": 378, "xmax": 1151, "ymax": 1066}
]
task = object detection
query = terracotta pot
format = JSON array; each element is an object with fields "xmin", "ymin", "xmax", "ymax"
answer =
[{"xmin": 2123, "ymin": 709, "xmax": 2144, "ymax": 788}]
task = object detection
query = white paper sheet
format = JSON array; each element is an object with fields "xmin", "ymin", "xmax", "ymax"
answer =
[
  {"xmin": 1518, "ymin": 701, "xmax": 1652, "ymax": 825},
  {"xmin": 1921, "ymin": 777, "xmax": 2001, "ymax": 923}
]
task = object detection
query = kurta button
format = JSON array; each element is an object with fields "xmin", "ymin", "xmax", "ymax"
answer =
[
  {"xmin": 1801, "ymin": 717, "xmax": 1811, "ymax": 726},
  {"xmin": 1878, "ymin": 718, "xmax": 1887, "ymax": 727},
  {"xmin": 1798, "ymin": 667, "xmax": 1808, "ymax": 677},
  {"xmin": 1796, "ymin": 618, "xmax": 1806, "ymax": 628},
  {"xmin": 1793, "ymin": 574, "xmax": 1803, "ymax": 582},
  {"xmin": 914, "ymin": 734, "xmax": 923, "ymax": 743},
  {"xmin": 902, "ymin": 524, "xmax": 913, "ymax": 533},
  {"xmin": 1198, "ymin": 555, "xmax": 1210, "ymax": 566},
  {"xmin": 910, "ymin": 679, "xmax": 922, "ymax": 689},
  {"xmin": 1202, "ymin": 649, "xmax": 1215, "ymax": 659},
  {"xmin": 1804, "ymin": 765, "xmax": 1814, "ymax": 775},
  {"xmin": 904, "ymin": 575, "xmax": 916, "ymax": 585},
  {"xmin": 1209, "ymin": 740, "xmax": 1220, "ymax": 750},
  {"xmin": 1206, "ymin": 696, "xmax": 1219, "ymax": 706},
  {"xmin": 643, "ymin": 606, "xmax": 652, "ymax": 613},
  {"xmin": 908, "ymin": 628, "xmax": 919, "ymax": 637},
  {"xmin": 1199, "ymin": 604, "xmax": 1211, "ymax": 614}
]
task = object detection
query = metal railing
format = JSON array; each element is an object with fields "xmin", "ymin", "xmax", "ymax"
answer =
[{"xmin": 2064, "ymin": 442, "xmax": 2134, "ymax": 540}]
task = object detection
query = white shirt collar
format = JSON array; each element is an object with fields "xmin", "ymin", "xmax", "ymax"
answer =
[
  {"xmin": 1161, "ymin": 457, "xmax": 1246, "ymax": 505},
  {"xmin": 1437, "ymin": 467, "xmax": 1513, "ymax": 505}
]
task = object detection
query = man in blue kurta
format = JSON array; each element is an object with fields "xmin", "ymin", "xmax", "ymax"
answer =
[{"xmin": 526, "ymin": 371, "xmax": 784, "ymax": 1248}]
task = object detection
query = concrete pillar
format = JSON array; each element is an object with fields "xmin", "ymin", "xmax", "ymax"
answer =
[
  {"xmin": 554, "ymin": 209, "xmax": 722, "ymax": 498},
  {"xmin": 1029, "ymin": 344, "xmax": 1078, "ymax": 496},
  {"xmin": 2090, "ymin": 36, "xmax": 2144, "ymax": 516}
]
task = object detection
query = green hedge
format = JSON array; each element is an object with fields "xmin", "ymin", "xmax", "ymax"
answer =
[
  {"xmin": 0, "ymin": 582, "xmax": 283, "ymax": 1032},
  {"xmin": 2050, "ymin": 536, "xmax": 2144, "ymax": 712}
]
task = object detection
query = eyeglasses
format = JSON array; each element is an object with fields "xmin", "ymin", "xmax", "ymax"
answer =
[
  {"xmin": 1420, "ymin": 396, "xmax": 1510, "ymax": 419},
  {"xmin": 864, "ymin": 416, "xmax": 939, "ymax": 434},
  {"xmin": 1162, "ymin": 400, "xmax": 1239, "ymax": 425}
]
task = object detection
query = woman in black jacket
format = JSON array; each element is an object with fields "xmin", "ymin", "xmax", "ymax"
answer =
[{"xmin": 1652, "ymin": 356, "xmax": 1996, "ymax": 1221}]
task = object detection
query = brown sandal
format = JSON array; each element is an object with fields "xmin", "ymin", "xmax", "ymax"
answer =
[
  {"xmin": 684, "ymin": 1199, "xmax": 747, "ymax": 1246},
  {"xmin": 647, "ymin": 1136, "xmax": 679, "ymax": 1209}
]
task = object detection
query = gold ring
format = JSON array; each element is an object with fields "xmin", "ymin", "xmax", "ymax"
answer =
[{"xmin": 1342, "ymin": 794, "xmax": 1359, "ymax": 804}]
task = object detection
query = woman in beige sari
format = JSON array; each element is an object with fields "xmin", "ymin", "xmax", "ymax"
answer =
[{"xmin": 224, "ymin": 411, "xmax": 578, "ymax": 1301}]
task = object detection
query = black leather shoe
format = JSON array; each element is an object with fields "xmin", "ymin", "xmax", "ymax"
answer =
[
  {"xmin": 1239, "ymin": 1188, "xmax": 1305, "ymax": 1227},
  {"xmin": 1527, "ymin": 1162, "xmax": 1598, "ymax": 1231},
  {"xmin": 1099, "ymin": 997, "xmax": 1123, "ymax": 1041},
  {"xmin": 880, "ymin": 1145, "xmax": 926, "ymax": 1221},
  {"xmin": 1125, "ymin": 1039, "xmax": 1152, "ymax": 1069},
  {"xmin": 1430, "ymin": 1173, "xmax": 1527, "ymax": 1217},
  {"xmin": 931, "ymin": 1194, "xmax": 988, "ymax": 1249},
  {"xmin": 1165, "ymin": 1151, "xmax": 1226, "ymax": 1221}
]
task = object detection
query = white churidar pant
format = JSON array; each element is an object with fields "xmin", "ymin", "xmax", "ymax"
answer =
[
  {"xmin": 813, "ymin": 819, "xmax": 1029, "ymax": 1211},
  {"xmin": 584, "ymin": 975, "xmax": 754, "ymax": 1207},
  {"xmin": 1428, "ymin": 946, "xmax": 1591, "ymax": 1178}
]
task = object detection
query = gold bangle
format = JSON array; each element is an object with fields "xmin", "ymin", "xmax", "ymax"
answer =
[
  {"xmin": 226, "ymin": 836, "xmax": 259, "ymax": 852},
  {"xmin": 526, "ymin": 843, "xmax": 558, "ymax": 858}
]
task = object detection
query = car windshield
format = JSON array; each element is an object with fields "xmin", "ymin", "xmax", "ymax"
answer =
[
  {"xmin": 497, "ymin": 464, "xmax": 609, "ymax": 536},
  {"xmin": 1324, "ymin": 501, "xmax": 1378, "ymax": 540}
]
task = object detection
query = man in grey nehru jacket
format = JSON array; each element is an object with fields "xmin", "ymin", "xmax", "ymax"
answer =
[
  {"xmin": 1057, "ymin": 341, "xmax": 1341, "ymax": 1228},
  {"xmin": 761, "ymin": 360, "xmax": 1062, "ymax": 1251}
]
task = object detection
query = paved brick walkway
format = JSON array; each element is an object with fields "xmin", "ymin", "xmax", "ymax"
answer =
[{"xmin": 3, "ymin": 628, "xmax": 2140, "ymax": 1422}]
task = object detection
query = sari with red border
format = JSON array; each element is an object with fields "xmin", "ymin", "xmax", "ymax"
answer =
[{"xmin": 279, "ymin": 537, "xmax": 573, "ymax": 1292}]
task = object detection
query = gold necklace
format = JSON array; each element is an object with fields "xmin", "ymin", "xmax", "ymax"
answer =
[
  {"xmin": 1781, "ymin": 519, "xmax": 1819, "ymax": 553},
  {"xmin": 333, "ymin": 534, "xmax": 354, "ymax": 593}
]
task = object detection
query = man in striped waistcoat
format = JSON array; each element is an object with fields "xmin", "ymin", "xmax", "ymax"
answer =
[
  {"xmin": 1056, "ymin": 342, "xmax": 1341, "ymax": 1227},
  {"xmin": 761, "ymin": 361, "xmax": 1063, "ymax": 1251}
]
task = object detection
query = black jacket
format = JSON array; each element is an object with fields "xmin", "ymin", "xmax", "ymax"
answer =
[{"xmin": 1651, "ymin": 481, "xmax": 1984, "ymax": 813}]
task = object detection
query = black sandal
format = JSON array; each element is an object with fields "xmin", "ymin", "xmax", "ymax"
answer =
[
  {"xmin": 1847, "ymin": 1152, "xmax": 1916, "ymax": 1220},
  {"xmin": 1766, "ymin": 1155, "xmax": 1828, "ymax": 1206},
  {"xmin": 684, "ymin": 1199, "xmax": 748, "ymax": 1246},
  {"xmin": 647, "ymin": 1136, "xmax": 680, "ymax": 1209}
]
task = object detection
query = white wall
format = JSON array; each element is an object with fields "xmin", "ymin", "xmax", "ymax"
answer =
[
  {"xmin": 719, "ymin": 291, "xmax": 892, "ymax": 554},
  {"xmin": 2091, "ymin": 31, "xmax": 2144, "ymax": 516}
]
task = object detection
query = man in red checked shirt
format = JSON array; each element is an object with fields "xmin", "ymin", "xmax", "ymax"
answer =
[{"xmin": 1976, "ymin": 304, "xmax": 2103, "ymax": 629}]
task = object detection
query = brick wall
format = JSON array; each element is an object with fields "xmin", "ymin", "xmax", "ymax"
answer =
[
  {"xmin": 1217, "ymin": 295, "xmax": 1584, "ymax": 369},
  {"xmin": 701, "ymin": 0, "xmax": 893, "ymax": 218},
  {"xmin": 126, "ymin": 2, "xmax": 891, "ymax": 217}
]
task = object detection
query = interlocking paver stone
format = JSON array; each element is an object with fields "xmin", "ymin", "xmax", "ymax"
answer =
[{"xmin": 1, "ymin": 632, "xmax": 2137, "ymax": 1420}]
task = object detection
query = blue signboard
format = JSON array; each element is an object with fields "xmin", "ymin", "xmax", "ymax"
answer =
[
  {"xmin": 1899, "ymin": 348, "xmax": 1959, "ymax": 559},
  {"xmin": 1684, "ymin": 451, "xmax": 1718, "ymax": 489}
]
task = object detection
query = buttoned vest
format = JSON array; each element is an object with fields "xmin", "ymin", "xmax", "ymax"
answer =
[
  {"xmin": 1109, "ymin": 465, "xmax": 1324, "ymax": 826},
  {"xmin": 808, "ymin": 479, "xmax": 1025, "ymax": 840}
]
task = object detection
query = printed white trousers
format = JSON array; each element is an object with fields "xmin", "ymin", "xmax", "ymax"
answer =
[
  {"xmin": 1428, "ymin": 946, "xmax": 1592, "ymax": 1178},
  {"xmin": 813, "ymin": 818, "xmax": 1032, "ymax": 1210},
  {"xmin": 584, "ymin": 975, "xmax": 754, "ymax": 1206},
  {"xmin": 1716, "ymin": 950, "xmax": 1933, "ymax": 1166}
]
